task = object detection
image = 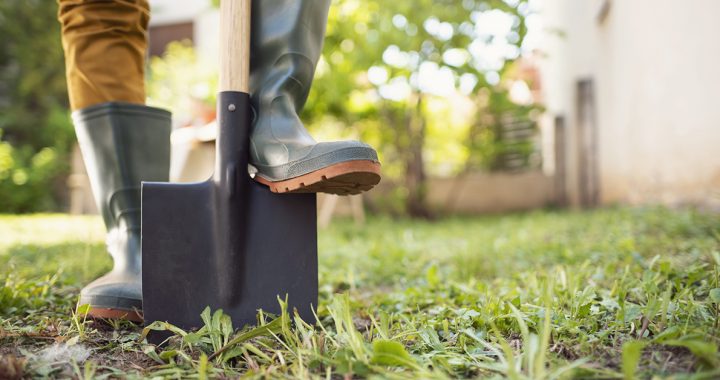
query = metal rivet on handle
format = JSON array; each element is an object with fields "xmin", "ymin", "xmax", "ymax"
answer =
[{"xmin": 228, "ymin": 104, "xmax": 236, "ymax": 111}]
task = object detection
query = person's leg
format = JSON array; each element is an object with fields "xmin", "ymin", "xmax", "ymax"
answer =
[
  {"xmin": 59, "ymin": 0, "xmax": 147, "ymax": 110},
  {"xmin": 58, "ymin": 0, "xmax": 171, "ymax": 321},
  {"xmin": 249, "ymin": 0, "xmax": 382, "ymax": 195}
]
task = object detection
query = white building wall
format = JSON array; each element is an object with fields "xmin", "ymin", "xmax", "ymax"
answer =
[
  {"xmin": 540, "ymin": 0, "xmax": 720, "ymax": 208},
  {"xmin": 149, "ymin": 0, "xmax": 210, "ymax": 26}
]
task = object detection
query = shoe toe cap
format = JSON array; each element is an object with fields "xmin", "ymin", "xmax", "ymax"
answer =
[
  {"xmin": 309, "ymin": 140, "xmax": 378, "ymax": 161},
  {"xmin": 79, "ymin": 273, "xmax": 141, "ymax": 310}
]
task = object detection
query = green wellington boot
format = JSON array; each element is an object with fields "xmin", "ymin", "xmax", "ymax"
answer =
[
  {"xmin": 73, "ymin": 102, "xmax": 171, "ymax": 321},
  {"xmin": 249, "ymin": 0, "xmax": 381, "ymax": 195}
]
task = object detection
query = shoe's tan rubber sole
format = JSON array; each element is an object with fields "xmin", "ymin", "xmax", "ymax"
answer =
[
  {"xmin": 84, "ymin": 307, "xmax": 143, "ymax": 322},
  {"xmin": 254, "ymin": 160, "xmax": 381, "ymax": 195}
]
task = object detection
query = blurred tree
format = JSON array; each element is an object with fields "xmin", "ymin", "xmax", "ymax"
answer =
[
  {"xmin": 304, "ymin": 0, "xmax": 536, "ymax": 217},
  {"xmin": 147, "ymin": 41, "xmax": 218, "ymax": 125},
  {"xmin": 0, "ymin": 0, "xmax": 73, "ymax": 212}
]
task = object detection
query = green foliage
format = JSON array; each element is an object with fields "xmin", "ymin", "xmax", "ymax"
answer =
[
  {"xmin": 146, "ymin": 41, "xmax": 218, "ymax": 120},
  {"xmin": 1, "ymin": 207, "xmax": 719, "ymax": 378},
  {"xmin": 465, "ymin": 87, "xmax": 542, "ymax": 172},
  {"xmin": 371, "ymin": 340, "xmax": 416, "ymax": 368},
  {"xmin": 0, "ymin": 133, "xmax": 65, "ymax": 212},
  {"xmin": 305, "ymin": 0, "xmax": 540, "ymax": 215},
  {"xmin": 0, "ymin": 273, "xmax": 60, "ymax": 316},
  {"xmin": 0, "ymin": 0, "xmax": 74, "ymax": 212},
  {"xmin": 622, "ymin": 340, "xmax": 648, "ymax": 380}
]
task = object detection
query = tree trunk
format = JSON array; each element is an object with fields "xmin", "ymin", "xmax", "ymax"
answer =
[{"xmin": 405, "ymin": 94, "xmax": 431, "ymax": 218}]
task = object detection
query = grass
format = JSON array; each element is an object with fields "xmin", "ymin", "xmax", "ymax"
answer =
[{"xmin": 1, "ymin": 207, "xmax": 719, "ymax": 379}]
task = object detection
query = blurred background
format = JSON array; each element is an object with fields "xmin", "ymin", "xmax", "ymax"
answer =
[{"xmin": 1, "ymin": 0, "xmax": 718, "ymax": 220}]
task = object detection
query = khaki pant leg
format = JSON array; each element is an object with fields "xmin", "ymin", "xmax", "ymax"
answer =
[{"xmin": 58, "ymin": 0, "xmax": 150, "ymax": 111}]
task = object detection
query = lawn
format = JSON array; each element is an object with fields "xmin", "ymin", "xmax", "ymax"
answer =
[{"xmin": 1, "ymin": 207, "xmax": 719, "ymax": 379}]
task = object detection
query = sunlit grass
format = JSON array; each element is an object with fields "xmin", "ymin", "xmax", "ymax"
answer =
[
  {"xmin": 0, "ymin": 214, "xmax": 103, "ymax": 249},
  {"xmin": 1, "ymin": 207, "xmax": 719, "ymax": 378}
]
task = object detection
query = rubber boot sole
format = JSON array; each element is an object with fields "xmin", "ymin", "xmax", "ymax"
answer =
[
  {"xmin": 84, "ymin": 307, "xmax": 143, "ymax": 322},
  {"xmin": 254, "ymin": 160, "xmax": 381, "ymax": 195}
]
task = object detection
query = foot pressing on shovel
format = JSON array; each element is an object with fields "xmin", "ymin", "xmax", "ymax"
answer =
[{"xmin": 248, "ymin": 0, "xmax": 381, "ymax": 195}]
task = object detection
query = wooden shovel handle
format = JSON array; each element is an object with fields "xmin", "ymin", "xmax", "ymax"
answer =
[{"xmin": 219, "ymin": 0, "xmax": 251, "ymax": 92}]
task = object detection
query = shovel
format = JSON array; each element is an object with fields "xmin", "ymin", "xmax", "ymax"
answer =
[{"xmin": 141, "ymin": 0, "xmax": 317, "ymax": 342}]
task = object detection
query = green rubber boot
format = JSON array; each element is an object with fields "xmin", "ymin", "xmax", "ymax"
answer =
[
  {"xmin": 249, "ymin": 0, "xmax": 381, "ymax": 195},
  {"xmin": 73, "ymin": 102, "xmax": 171, "ymax": 321}
]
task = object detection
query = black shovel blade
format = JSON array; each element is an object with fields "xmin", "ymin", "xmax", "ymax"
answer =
[
  {"xmin": 142, "ymin": 180, "xmax": 317, "ymax": 340},
  {"xmin": 141, "ymin": 91, "xmax": 317, "ymax": 343}
]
